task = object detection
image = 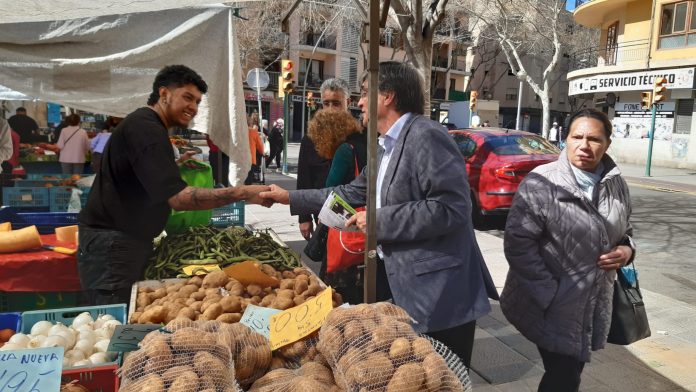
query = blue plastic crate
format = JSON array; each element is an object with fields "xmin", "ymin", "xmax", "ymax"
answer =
[
  {"xmin": 0, "ymin": 312, "xmax": 21, "ymax": 332},
  {"xmin": 1, "ymin": 187, "xmax": 50, "ymax": 211},
  {"xmin": 21, "ymin": 304, "xmax": 126, "ymax": 331},
  {"xmin": 25, "ymin": 174, "xmax": 73, "ymax": 180},
  {"xmin": 12, "ymin": 179, "xmax": 62, "ymax": 187},
  {"xmin": 49, "ymin": 187, "xmax": 91, "ymax": 212},
  {"xmin": 0, "ymin": 207, "xmax": 79, "ymax": 234},
  {"xmin": 211, "ymin": 201, "xmax": 245, "ymax": 227}
]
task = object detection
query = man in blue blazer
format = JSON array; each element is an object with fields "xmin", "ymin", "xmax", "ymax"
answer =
[{"xmin": 261, "ymin": 61, "xmax": 497, "ymax": 366}]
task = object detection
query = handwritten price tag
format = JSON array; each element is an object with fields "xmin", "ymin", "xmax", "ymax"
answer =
[
  {"xmin": 0, "ymin": 347, "xmax": 63, "ymax": 392},
  {"xmin": 182, "ymin": 264, "xmax": 221, "ymax": 276},
  {"xmin": 106, "ymin": 324, "xmax": 162, "ymax": 352},
  {"xmin": 224, "ymin": 261, "xmax": 280, "ymax": 287},
  {"xmin": 269, "ymin": 287, "xmax": 333, "ymax": 350},
  {"xmin": 240, "ymin": 305, "xmax": 282, "ymax": 339}
]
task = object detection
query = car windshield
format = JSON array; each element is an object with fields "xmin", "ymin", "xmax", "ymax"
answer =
[{"xmin": 484, "ymin": 135, "xmax": 559, "ymax": 155}]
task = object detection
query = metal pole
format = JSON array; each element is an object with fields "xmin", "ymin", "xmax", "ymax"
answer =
[
  {"xmin": 363, "ymin": 0, "xmax": 379, "ymax": 304},
  {"xmin": 645, "ymin": 104, "xmax": 657, "ymax": 176},
  {"xmin": 515, "ymin": 80, "xmax": 524, "ymax": 130},
  {"xmin": 282, "ymin": 96, "xmax": 290, "ymax": 174},
  {"xmin": 256, "ymin": 69, "xmax": 266, "ymax": 183}
]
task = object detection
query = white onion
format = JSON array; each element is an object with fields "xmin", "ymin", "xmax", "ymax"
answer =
[
  {"xmin": 94, "ymin": 328, "xmax": 112, "ymax": 340},
  {"xmin": 73, "ymin": 339, "xmax": 93, "ymax": 356},
  {"xmin": 8, "ymin": 333, "xmax": 30, "ymax": 348},
  {"xmin": 88, "ymin": 352, "xmax": 108, "ymax": 365},
  {"xmin": 0, "ymin": 343, "xmax": 24, "ymax": 351},
  {"xmin": 41, "ymin": 335, "xmax": 67, "ymax": 349},
  {"xmin": 94, "ymin": 314, "xmax": 115, "ymax": 329},
  {"xmin": 28, "ymin": 335, "xmax": 46, "ymax": 348},
  {"xmin": 30, "ymin": 321, "xmax": 53, "ymax": 336},
  {"xmin": 93, "ymin": 339, "xmax": 110, "ymax": 353},
  {"xmin": 99, "ymin": 320, "xmax": 122, "ymax": 336},
  {"xmin": 65, "ymin": 349, "xmax": 86, "ymax": 362},
  {"xmin": 51, "ymin": 330, "xmax": 76, "ymax": 350},
  {"xmin": 48, "ymin": 323, "xmax": 69, "ymax": 337},
  {"xmin": 71, "ymin": 312, "xmax": 94, "ymax": 330},
  {"xmin": 72, "ymin": 359, "xmax": 92, "ymax": 367}
]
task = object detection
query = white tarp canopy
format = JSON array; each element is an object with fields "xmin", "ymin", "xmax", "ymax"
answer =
[{"xmin": 0, "ymin": 4, "xmax": 252, "ymax": 184}]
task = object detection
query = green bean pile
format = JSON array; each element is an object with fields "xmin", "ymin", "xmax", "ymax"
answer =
[{"xmin": 145, "ymin": 226, "xmax": 301, "ymax": 279}]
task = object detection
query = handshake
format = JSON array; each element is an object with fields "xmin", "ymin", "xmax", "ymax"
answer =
[{"xmin": 244, "ymin": 184, "xmax": 290, "ymax": 208}]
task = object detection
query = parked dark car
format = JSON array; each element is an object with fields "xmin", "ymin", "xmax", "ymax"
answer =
[{"xmin": 449, "ymin": 127, "xmax": 560, "ymax": 222}]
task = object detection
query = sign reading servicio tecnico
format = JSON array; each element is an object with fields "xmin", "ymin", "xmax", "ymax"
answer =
[{"xmin": 569, "ymin": 67, "xmax": 695, "ymax": 95}]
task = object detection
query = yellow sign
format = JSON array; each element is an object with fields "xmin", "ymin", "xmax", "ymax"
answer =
[
  {"xmin": 224, "ymin": 260, "xmax": 280, "ymax": 287},
  {"xmin": 269, "ymin": 286, "xmax": 333, "ymax": 350},
  {"xmin": 182, "ymin": 264, "xmax": 221, "ymax": 276}
]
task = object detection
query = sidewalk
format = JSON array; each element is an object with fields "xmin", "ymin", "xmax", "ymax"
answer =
[
  {"xmin": 618, "ymin": 162, "xmax": 696, "ymax": 195},
  {"xmin": 245, "ymin": 171, "xmax": 696, "ymax": 392}
]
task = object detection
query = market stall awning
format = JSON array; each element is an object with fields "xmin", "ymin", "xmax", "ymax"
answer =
[{"xmin": 0, "ymin": 5, "xmax": 251, "ymax": 183}]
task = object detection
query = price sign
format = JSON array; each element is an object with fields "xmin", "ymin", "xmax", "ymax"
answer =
[
  {"xmin": 106, "ymin": 324, "xmax": 162, "ymax": 352},
  {"xmin": 182, "ymin": 264, "xmax": 221, "ymax": 276},
  {"xmin": 240, "ymin": 305, "xmax": 282, "ymax": 339},
  {"xmin": 269, "ymin": 287, "xmax": 333, "ymax": 350},
  {"xmin": 0, "ymin": 347, "xmax": 63, "ymax": 392},
  {"xmin": 224, "ymin": 261, "xmax": 280, "ymax": 287}
]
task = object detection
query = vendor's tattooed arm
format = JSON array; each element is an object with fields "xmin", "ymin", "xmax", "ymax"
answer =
[{"xmin": 168, "ymin": 185, "xmax": 272, "ymax": 210}]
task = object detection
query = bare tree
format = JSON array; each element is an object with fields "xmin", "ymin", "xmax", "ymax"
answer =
[{"xmin": 462, "ymin": 0, "xmax": 570, "ymax": 136}]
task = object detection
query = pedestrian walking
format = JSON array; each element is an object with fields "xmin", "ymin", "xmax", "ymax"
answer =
[
  {"xmin": 501, "ymin": 108, "xmax": 636, "ymax": 392},
  {"xmin": 549, "ymin": 121, "xmax": 559, "ymax": 146},
  {"xmin": 266, "ymin": 119, "xmax": 284, "ymax": 172},
  {"xmin": 57, "ymin": 113, "xmax": 91, "ymax": 174}
]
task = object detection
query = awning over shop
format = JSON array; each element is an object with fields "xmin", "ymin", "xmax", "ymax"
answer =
[{"xmin": 0, "ymin": 4, "xmax": 251, "ymax": 184}]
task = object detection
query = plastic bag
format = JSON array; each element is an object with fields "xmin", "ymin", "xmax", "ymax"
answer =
[
  {"xmin": 67, "ymin": 187, "xmax": 83, "ymax": 213},
  {"xmin": 165, "ymin": 159, "xmax": 214, "ymax": 234}
]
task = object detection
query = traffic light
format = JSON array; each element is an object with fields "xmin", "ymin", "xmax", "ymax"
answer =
[
  {"xmin": 640, "ymin": 92, "xmax": 653, "ymax": 110},
  {"xmin": 470, "ymin": 91, "xmax": 478, "ymax": 112},
  {"xmin": 307, "ymin": 91, "xmax": 315, "ymax": 109},
  {"xmin": 279, "ymin": 59, "xmax": 294, "ymax": 98},
  {"xmin": 653, "ymin": 76, "xmax": 667, "ymax": 104}
]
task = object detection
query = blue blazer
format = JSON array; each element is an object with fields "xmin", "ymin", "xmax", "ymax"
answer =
[{"xmin": 289, "ymin": 115, "xmax": 498, "ymax": 332}]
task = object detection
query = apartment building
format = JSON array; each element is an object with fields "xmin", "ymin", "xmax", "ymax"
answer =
[{"xmin": 569, "ymin": 0, "xmax": 696, "ymax": 168}]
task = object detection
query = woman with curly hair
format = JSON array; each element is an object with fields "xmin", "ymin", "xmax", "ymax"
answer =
[{"xmin": 308, "ymin": 109, "xmax": 367, "ymax": 304}]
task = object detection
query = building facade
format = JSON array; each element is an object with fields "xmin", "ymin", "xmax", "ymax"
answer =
[{"xmin": 569, "ymin": 0, "xmax": 696, "ymax": 168}]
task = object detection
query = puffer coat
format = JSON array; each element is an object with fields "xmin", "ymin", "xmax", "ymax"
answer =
[{"xmin": 501, "ymin": 151, "xmax": 634, "ymax": 362}]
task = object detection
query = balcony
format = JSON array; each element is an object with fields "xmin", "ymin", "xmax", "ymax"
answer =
[
  {"xmin": 573, "ymin": 0, "xmax": 634, "ymax": 27},
  {"xmin": 300, "ymin": 33, "xmax": 337, "ymax": 50},
  {"xmin": 568, "ymin": 40, "xmax": 649, "ymax": 73},
  {"xmin": 297, "ymin": 72, "xmax": 335, "ymax": 88}
]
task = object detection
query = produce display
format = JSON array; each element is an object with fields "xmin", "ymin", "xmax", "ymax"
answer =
[
  {"xmin": 146, "ymin": 226, "xmax": 302, "ymax": 279},
  {"xmin": 0, "ymin": 312, "xmax": 121, "ymax": 368},
  {"xmin": 131, "ymin": 267, "xmax": 342, "ymax": 325},
  {"xmin": 0, "ymin": 328, "xmax": 15, "ymax": 348}
]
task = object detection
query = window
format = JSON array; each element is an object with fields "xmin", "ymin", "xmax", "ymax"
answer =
[
  {"xmin": 505, "ymin": 88, "xmax": 517, "ymax": 101},
  {"xmin": 605, "ymin": 22, "xmax": 618, "ymax": 65},
  {"xmin": 451, "ymin": 134, "xmax": 477, "ymax": 158},
  {"xmin": 450, "ymin": 78, "xmax": 457, "ymax": 91},
  {"xmin": 659, "ymin": 1, "xmax": 696, "ymax": 49},
  {"xmin": 675, "ymin": 99, "xmax": 694, "ymax": 134}
]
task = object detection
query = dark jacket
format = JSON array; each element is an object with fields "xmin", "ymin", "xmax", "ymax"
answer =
[{"xmin": 296, "ymin": 135, "xmax": 332, "ymax": 224}]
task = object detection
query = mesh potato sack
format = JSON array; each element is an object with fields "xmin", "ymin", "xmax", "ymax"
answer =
[
  {"xmin": 317, "ymin": 302, "xmax": 464, "ymax": 392},
  {"xmin": 215, "ymin": 321, "xmax": 273, "ymax": 388},
  {"xmin": 119, "ymin": 319, "xmax": 240, "ymax": 392},
  {"xmin": 248, "ymin": 360, "xmax": 342, "ymax": 392}
]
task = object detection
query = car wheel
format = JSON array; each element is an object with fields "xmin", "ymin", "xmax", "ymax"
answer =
[{"xmin": 470, "ymin": 191, "xmax": 484, "ymax": 227}]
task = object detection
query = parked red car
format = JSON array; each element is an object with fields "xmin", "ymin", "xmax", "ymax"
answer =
[{"xmin": 449, "ymin": 128, "xmax": 560, "ymax": 222}]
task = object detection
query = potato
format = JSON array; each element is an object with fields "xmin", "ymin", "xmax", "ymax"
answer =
[
  {"xmin": 317, "ymin": 326, "xmax": 344, "ymax": 358},
  {"xmin": 299, "ymin": 362, "xmax": 334, "ymax": 385},
  {"xmin": 136, "ymin": 294, "xmax": 151, "ymax": 309},
  {"xmin": 190, "ymin": 301, "xmax": 203, "ymax": 312},
  {"xmin": 282, "ymin": 270, "xmax": 297, "ymax": 279},
  {"xmin": 216, "ymin": 313, "xmax": 242, "ymax": 323},
  {"xmin": 201, "ymin": 303, "xmax": 224, "ymax": 321},
  {"xmin": 161, "ymin": 365, "xmax": 193, "ymax": 385},
  {"xmin": 293, "ymin": 294, "xmax": 308, "ymax": 306},
  {"xmin": 260, "ymin": 264, "xmax": 277, "ymax": 277},
  {"xmin": 279, "ymin": 340, "xmax": 307, "ymax": 359},
  {"xmin": 307, "ymin": 283, "xmax": 322, "ymax": 296},
  {"xmin": 246, "ymin": 284, "xmax": 263, "ymax": 297},
  {"xmin": 236, "ymin": 344, "xmax": 272, "ymax": 383},
  {"xmin": 271, "ymin": 296, "xmax": 295, "ymax": 310},
  {"xmin": 143, "ymin": 334, "xmax": 171, "ymax": 360},
  {"xmin": 342, "ymin": 320, "xmax": 364, "ymax": 342},
  {"xmin": 332, "ymin": 291, "xmax": 343, "ymax": 307},
  {"xmin": 144, "ymin": 357, "xmax": 169, "ymax": 375},
  {"xmin": 279, "ymin": 279, "xmax": 295, "ymax": 290},
  {"xmin": 179, "ymin": 284, "xmax": 199, "ymax": 297},
  {"xmin": 371, "ymin": 326, "xmax": 395, "ymax": 351},
  {"xmin": 187, "ymin": 276, "xmax": 204, "ymax": 287},
  {"xmin": 348, "ymin": 353, "xmax": 393, "ymax": 386},
  {"xmin": 150, "ymin": 287, "xmax": 167, "ymax": 300},
  {"xmin": 260, "ymin": 294, "xmax": 276, "ymax": 307},
  {"xmin": 190, "ymin": 291, "xmax": 206, "ymax": 301},
  {"xmin": 389, "ymin": 337, "xmax": 412, "ymax": 363},
  {"xmin": 411, "ymin": 337, "xmax": 433, "ymax": 361},
  {"xmin": 120, "ymin": 350, "xmax": 146, "ymax": 380},
  {"xmin": 288, "ymin": 376, "xmax": 328, "ymax": 392},
  {"xmin": 170, "ymin": 328, "xmax": 216, "ymax": 353},
  {"xmin": 168, "ymin": 370, "xmax": 199, "ymax": 392},
  {"xmin": 193, "ymin": 351, "xmax": 233, "ymax": 383},
  {"xmin": 293, "ymin": 279, "xmax": 309, "ymax": 295},
  {"xmin": 294, "ymin": 267, "xmax": 310, "ymax": 276},
  {"xmin": 225, "ymin": 279, "xmax": 244, "ymax": 293},
  {"xmin": 166, "ymin": 318, "xmax": 196, "ymax": 331},
  {"xmin": 386, "ymin": 363, "xmax": 425, "ymax": 392},
  {"xmin": 136, "ymin": 374, "xmax": 164, "ymax": 392},
  {"xmin": 129, "ymin": 311, "xmax": 142, "ymax": 324},
  {"xmin": 202, "ymin": 270, "xmax": 229, "ymax": 288},
  {"xmin": 249, "ymin": 368, "xmax": 295, "ymax": 391},
  {"xmin": 166, "ymin": 283, "xmax": 184, "ymax": 294},
  {"xmin": 374, "ymin": 302, "xmax": 411, "ymax": 323},
  {"xmin": 198, "ymin": 375, "xmax": 216, "ymax": 391},
  {"xmin": 422, "ymin": 353, "xmax": 448, "ymax": 391},
  {"xmin": 200, "ymin": 298, "xmax": 220, "ymax": 313},
  {"xmin": 250, "ymin": 295, "xmax": 262, "ymax": 305},
  {"xmin": 219, "ymin": 296, "xmax": 242, "ymax": 313},
  {"xmin": 138, "ymin": 305, "xmax": 166, "ymax": 324}
]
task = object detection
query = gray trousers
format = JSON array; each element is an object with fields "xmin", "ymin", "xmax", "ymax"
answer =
[{"xmin": 61, "ymin": 162, "xmax": 84, "ymax": 175}]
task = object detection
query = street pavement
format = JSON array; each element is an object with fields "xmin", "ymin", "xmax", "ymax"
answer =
[{"xmin": 244, "ymin": 145, "xmax": 696, "ymax": 391}]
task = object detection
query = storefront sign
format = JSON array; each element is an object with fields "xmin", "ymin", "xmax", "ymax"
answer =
[
  {"xmin": 244, "ymin": 93, "xmax": 273, "ymax": 102},
  {"xmin": 569, "ymin": 67, "xmax": 695, "ymax": 95},
  {"xmin": 612, "ymin": 102, "xmax": 674, "ymax": 140}
]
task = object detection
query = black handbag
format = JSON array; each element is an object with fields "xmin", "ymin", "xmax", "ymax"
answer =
[
  {"xmin": 303, "ymin": 223, "xmax": 329, "ymax": 262},
  {"xmin": 607, "ymin": 264, "xmax": 651, "ymax": 345}
]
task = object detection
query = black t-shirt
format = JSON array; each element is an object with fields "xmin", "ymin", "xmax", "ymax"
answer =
[
  {"xmin": 79, "ymin": 107, "xmax": 187, "ymax": 240},
  {"xmin": 8, "ymin": 114, "xmax": 39, "ymax": 143}
]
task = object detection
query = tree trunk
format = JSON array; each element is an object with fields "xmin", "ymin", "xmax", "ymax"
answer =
[{"xmin": 541, "ymin": 96, "xmax": 551, "ymax": 139}]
